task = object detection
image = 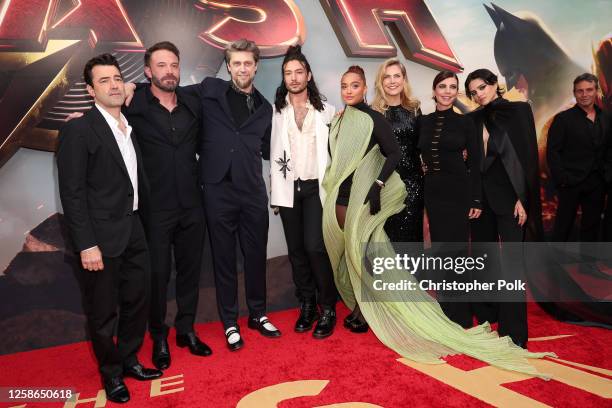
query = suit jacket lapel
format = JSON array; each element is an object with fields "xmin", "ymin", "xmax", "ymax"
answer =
[
  {"xmin": 217, "ymin": 81, "xmax": 236, "ymax": 127},
  {"xmin": 176, "ymin": 87, "xmax": 199, "ymax": 119},
  {"xmin": 132, "ymin": 134, "xmax": 149, "ymax": 193},
  {"xmin": 89, "ymin": 106, "xmax": 129, "ymax": 177},
  {"xmin": 219, "ymin": 81, "xmax": 268, "ymax": 129},
  {"xmin": 240, "ymin": 100, "xmax": 267, "ymax": 129},
  {"xmin": 471, "ymin": 112, "xmax": 488, "ymax": 172}
]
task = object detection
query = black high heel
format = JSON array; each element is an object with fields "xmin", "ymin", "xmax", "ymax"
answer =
[
  {"xmin": 345, "ymin": 305, "xmax": 369, "ymax": 333},
  {"xmin": 343, "ymin": 308, "xmax": 359, "ymax": 328},
  {"xmin": 348, "ymin": 315, "xmax": 369, "ymax": 333}
]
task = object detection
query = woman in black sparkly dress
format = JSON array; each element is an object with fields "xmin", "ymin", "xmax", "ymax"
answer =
[
  {"xmin": 418, "ymin": 71, "xmax": 482, "ymax": 327},
  {"xmin": 372, "ymin": 58, "xmax": 423, "ymax": 242}
]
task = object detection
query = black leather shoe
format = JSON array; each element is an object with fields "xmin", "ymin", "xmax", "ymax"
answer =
[
  {"xmin": 152, "ymin": 338, "xmax": 171, "ymax": 370},
  {"xmin": 313, "ymin": 308, "xmax": 336, "ymax": 339},
  {"xmin": 248, "ymin": 316, "xmax": 281, "ymax": 338},
  {"xmin": 225, "ymin": 327, "xmax": 244, "ymax": 351},
  {"xmin": 176, "ymin": 332, "xmax": 212, "ymax": 356},
  {"xmin": 124, "ymin": 363, "xmax": 163, "ymax": 381},
  {"xmin": 103, "ymin": 377, "xmax": 130, "ymax": 403},
  {"xmin": 295, "ymin": 300, "xmax": 319, "ymax": 332}
]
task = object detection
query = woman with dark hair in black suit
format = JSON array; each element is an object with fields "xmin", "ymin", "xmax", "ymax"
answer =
[
  {"xmin": 418, "ymin": 71, "xmax": 482, "ymax": 328},
  {"xmin": 465, "ymin": 68, "xmax": 543, "ymax": 348}
]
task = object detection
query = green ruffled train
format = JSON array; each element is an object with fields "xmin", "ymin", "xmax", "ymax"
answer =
[{"xmin": 321, "ymin": 106, "xmax": 556, "ymax": 379}]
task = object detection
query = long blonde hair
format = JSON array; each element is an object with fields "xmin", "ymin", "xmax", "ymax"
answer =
[{"xmin": 372, "ymin": 58, "xmax": 420, "ymax": 114}]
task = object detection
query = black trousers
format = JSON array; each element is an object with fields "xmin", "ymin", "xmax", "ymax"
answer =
[
  {"xmin": 471, "ymin": 200, "xmax": 527, "ymax": 345},
  {"xmin": 78, "ymin": 214, "xmax": 150, "ymax": 380},
  {"xmin": 146, "ymin": 206, "xmax": 205, "ymax": 340},
  {"xmin": 279, "ymin": 179, "xmax": 337, "ymax": 308},
  {"xmin": 424, "ymin": 174, "xmax": 473, "ymax": 327},
  {"xmin": 204, "ymin": 179, "xmax": 268, "ymax": 329},
  {"xmin": 605, "ymin": 183, "xmax": 612, "ymax": 241},
  {"xmin": 552, "ymin": 173, "xmax": 605, "ymax": 242}
]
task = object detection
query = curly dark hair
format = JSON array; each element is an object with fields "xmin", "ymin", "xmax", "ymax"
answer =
[{"xmin": 274, "ymin": 45, "xmax": 326, "ymax": 113}]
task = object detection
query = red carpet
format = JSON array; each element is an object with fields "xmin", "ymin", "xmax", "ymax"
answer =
[{"xmin": 0, "ymin": 303, "xmax": 609, "ymax": 407}]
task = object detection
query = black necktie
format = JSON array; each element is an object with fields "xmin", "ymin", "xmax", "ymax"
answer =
[{"xmin": 231, "ymin": 82, "xmax": 256, "ymax": 114}]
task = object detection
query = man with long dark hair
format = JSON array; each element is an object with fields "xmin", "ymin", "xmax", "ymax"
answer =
[{"xmin": 270, "ymin": 45, "xmax": 337, "ymax": 338}]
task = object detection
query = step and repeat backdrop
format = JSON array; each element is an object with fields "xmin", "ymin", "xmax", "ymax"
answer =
[{"xmin": 0, "ymin": 0, "xmax": 610, "ymax": 353}]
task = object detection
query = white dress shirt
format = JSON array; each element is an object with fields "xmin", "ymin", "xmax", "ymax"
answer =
[
  {"xmin": 270, "ymin": 100, "xmax": 335, "ymax": 208},
  {"xmin": 96, "ymin": 103, "xmax": 138, "ymax": 211},
  {"xmin": 287, "ymin": 101, "xmax": 318, "ymax": 181}
]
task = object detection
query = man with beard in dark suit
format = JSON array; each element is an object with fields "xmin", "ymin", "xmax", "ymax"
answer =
[
  {"xmin": 194, "ymin": 39, "xmax": 279, "ymax": 350},
  {"xmin": 124, "ymin": 42, "xmax": 211, "ymax": 370}
]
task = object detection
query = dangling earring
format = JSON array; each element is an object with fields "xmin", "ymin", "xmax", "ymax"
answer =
[{"xmin": 364, "ymin": 94, "xmax": 368, "ymax": 104}]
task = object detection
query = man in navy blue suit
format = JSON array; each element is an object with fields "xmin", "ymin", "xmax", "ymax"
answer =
[{"xmin": 189, "ymin": 39, "xmax": 279, "ymax": 350}]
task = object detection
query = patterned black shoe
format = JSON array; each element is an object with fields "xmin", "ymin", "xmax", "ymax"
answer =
[
  {"xmin": 248, "ymin": 316, "xmax": 282, "ymax": 338},
  {"xmin": 225, "ymin": 326, "xmax": 244, "ymax": 351}
]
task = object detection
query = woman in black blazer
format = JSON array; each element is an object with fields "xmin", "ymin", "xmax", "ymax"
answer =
[{"xmin": 465, "ymin": 69, "xmax": 543, "ymax": 348}]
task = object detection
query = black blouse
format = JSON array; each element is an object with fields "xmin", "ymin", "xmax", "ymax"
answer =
[
  {"xmin": 418, "ymin": 108, "xmax": 482, "ymax": 207},
  {"xmin": 336, "ymin": 102, "xmax": 401, "ymax": 203}
]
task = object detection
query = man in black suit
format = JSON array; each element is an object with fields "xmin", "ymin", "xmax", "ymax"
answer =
[
  {"xmin": 547, "ymin": 73, "xmax": 611, "ymax": 242},
  {"xmin": 124, "ymin": 42, "xmax": 211, "ymax": 370},
  {"xmin": 57, "ymin": 54, "xmax": 161, "ymax": 404},
  {"xmin": 186, "ymin": 39, "xmax": 279, "ymax": 350}
]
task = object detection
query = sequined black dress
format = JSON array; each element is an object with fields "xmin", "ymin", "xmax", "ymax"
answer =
[{"xmin": 383, "ymin": 105, "xmax": 424, "ymax": 242}]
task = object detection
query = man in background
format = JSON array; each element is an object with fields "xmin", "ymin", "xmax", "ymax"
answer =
[{"xmin": 547, "ymin": 73, "xmax": 611, "ymax": 242}]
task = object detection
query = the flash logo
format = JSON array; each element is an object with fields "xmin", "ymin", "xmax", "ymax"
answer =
[{"xmin": 320, "ymin": 0, "xmax": 462, "ymax": 72}]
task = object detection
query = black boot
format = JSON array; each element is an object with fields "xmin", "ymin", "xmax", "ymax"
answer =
[
  {"xmin": 295, "ymin": 298, "xmax": 319, "ymax": 332},
  {"xmin": 313, "ymin": 306, "xmax": 336, "ymax": 339}
]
